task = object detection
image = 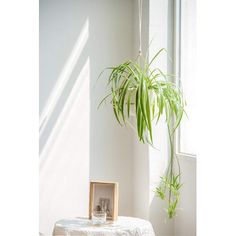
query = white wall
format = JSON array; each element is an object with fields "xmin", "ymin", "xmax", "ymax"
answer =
[
  {"xmin": 40, "ymin": 0, "xmax": 135, "ymax": 235},
  {"xmin": 88, "ymin": 0, "xmax": 135, "ymax": 217},
  {"xmin": 174, "ymin": 157, "xmax": 196, "ymax": 236}
]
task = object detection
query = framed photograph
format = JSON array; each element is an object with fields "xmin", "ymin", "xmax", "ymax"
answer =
[{"xmin": 89, "ymin": 181, "xmax": 118, "ymax": 221}]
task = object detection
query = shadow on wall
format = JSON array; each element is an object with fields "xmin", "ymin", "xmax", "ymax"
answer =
[
  {"xmin": 39, "ymin": 1, "xmax": 91, "ymax": 234},
  {"xmin": 40, "ymin": 0, "xmax": 135, "ymax": 235}
]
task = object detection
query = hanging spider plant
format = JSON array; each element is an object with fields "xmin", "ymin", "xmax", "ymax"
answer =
[{"xmin": 98, "ymin": 48, "xmax": 186, "ymax": 218}]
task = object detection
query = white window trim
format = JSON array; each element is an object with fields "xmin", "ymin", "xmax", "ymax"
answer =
[{"xmin": 174, "ymin": 0, "xmax": 196, "ymax": 159}]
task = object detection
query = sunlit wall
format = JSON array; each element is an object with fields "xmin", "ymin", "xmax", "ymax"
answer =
[{"xmin": 39, "ymin": 0, "xmax": 135, "ymax": 235}]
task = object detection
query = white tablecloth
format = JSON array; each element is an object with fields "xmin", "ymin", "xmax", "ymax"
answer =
[{"xmin": 53, "ymin": 216, "xmax": 155, "ymax": 236}]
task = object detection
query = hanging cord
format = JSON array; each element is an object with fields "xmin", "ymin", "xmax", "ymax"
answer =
[{"xmin": 138, "ymin": 0, "xmax": 143, "ymax": 56}]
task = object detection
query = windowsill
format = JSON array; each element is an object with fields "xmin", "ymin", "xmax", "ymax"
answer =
[{"xmin": 176, "ymin": 152, "xmax": 197, "ymax": 161}]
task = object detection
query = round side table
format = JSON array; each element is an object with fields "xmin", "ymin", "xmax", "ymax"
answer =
[{"xmin": 53, "ymin": 216, "xmax": 155, "ymax": 236}]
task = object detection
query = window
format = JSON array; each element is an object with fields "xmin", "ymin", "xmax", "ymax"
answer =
[{"xmin": 175, "ymin": 0, "xmax": 196, "ymax": 157}]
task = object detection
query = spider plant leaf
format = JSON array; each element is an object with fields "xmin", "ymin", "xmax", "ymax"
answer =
[
  {"xmin": 149, "ymin": 67, "xmax": 158, "ymax": 78},
  {"xmin": 164, "ymin": 89, "xmax": 178, "ymax": 118},
  {"xmin": 135, "ymin": 89, "xmax": 139, "ymax": 114},
  {"xmin": 173, "ymin": 200, "xmax": 178, "ymax": 210},
  {"xmin": 112, "ymin": 101, "xmax": 122, "ymax": 125},
  {"xmin": 137, "ymin": 106, "xmax": 142, "ymax": 139},
  {"xmin": 152, "ymin": 100, "xmax": 155, "ymax": 117},
  {"xmin": 173, "ymin": 174, "xmax": 180, "ymax": 184},
  {"xmin": 116, "ymin": 62, "xmax": 130, "ymax": 84},
  {"xmin": 157, "ymin": 68, "xmax": 168, "ymax": 81},
  {"xmin": 164, "ymin": 99, "xmax": 171, "ymax": 127},
  {"xmin": 156, "ymin": 94, "xmax": 164, "ymax": 124},
  {"xmin": 150, "ymin": 73, "xmax": 161, "ymax": 84},
  {"xmin": 97, "ymin": 68, "xmax": 107, "ymax": 82},
  {"xmin": 148, "ymin": 48, "xmax": 166, "ymax": 67},
  {"xmin": 155, "ymin": 187, "xmax": 165, "ymax": 200},
  {"xmin": 120, "ymin": 80, "xmax": 130, "ymax": 123},
  {"xmin": 173, "ymin": 107, "xmax": 184, "ymax": 132},
  {"xmin": 127, "ymin": 90, "xmax": 132, "ymax": 117},
  {"xmin": 126, "ymin": 64, "xmax": 139, "ymax": 82},
  {"xmin": 145, "ymin": 85, "xmax": 153, "ymax": 143},
  {"xmin": 108, "ymin": 67, "xmax": 117, "ymax": 84},
  {"xmin": 176, "ymin": 183, "xmax": 183, "ymax": 190},
  {"xmin": 139, "ymin": 76, "xmax": 149, "ymax": 129},
  {"xmin": 132, "ymin": 62, "xmax": 143, "ymax": 76},
  {"xmin": 97, "ymin": 93, "xmax": 112, "ymax": 109},
  {"xmin": 140, "ymin": 116, "xmax": 145, "ymax": 142}
]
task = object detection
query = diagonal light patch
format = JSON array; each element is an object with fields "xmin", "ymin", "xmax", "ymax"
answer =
[
  {"xmin": 39, "ymin": 58, "xmax": 90, "ymax": 231},
  {"xmin": 40, "ymin": 57, "xmax": 90, "ymax": 171},
  {"xmin": 39, "ymin": 19, "xmax": 89, "ymax": 137}
]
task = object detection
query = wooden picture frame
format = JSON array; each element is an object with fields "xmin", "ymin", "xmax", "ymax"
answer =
[{"xmin": 89, "ymin": 181, "xmax": 118, "ymax": 221}]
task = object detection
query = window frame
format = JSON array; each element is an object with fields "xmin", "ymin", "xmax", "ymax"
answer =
[{"xmin": 174, "ymin": 0, "xmax": 197, "ymax": 159}]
